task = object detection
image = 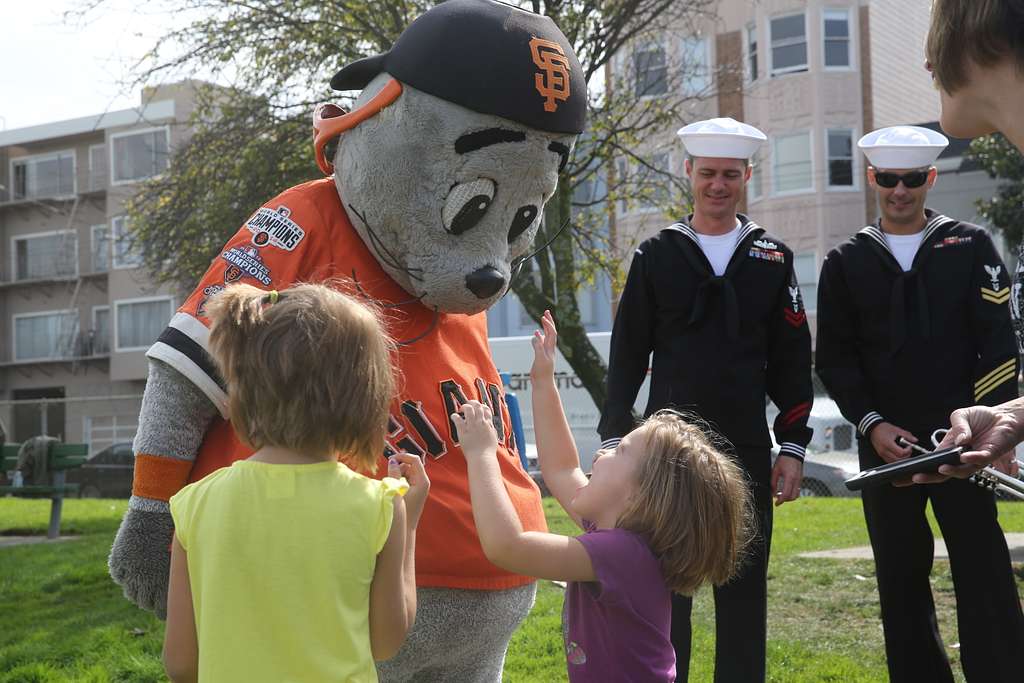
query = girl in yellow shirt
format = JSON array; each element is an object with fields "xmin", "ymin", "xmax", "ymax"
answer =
[{"xmin": 162, "ymin": 283, "xmax": 429, "ymax": 682}]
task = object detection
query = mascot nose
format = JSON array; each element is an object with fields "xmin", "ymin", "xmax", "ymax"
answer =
[{"xmin": 465, "ymin": 266, "xmax": 506, "ymax": 299}]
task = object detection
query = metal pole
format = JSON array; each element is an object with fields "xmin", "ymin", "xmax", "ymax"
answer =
[{"xmin": 40, "ymin": 399, "xmax": 48, "ymax": 437}]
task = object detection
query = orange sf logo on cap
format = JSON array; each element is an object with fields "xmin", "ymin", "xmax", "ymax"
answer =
[{"xmin": 530, "ymin": 37, "xmax": 571, "ymax": 113}]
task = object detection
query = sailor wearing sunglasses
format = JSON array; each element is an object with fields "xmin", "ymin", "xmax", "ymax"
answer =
[{"xmin": 815, "ymin": 125, "xmax": 1024, "ymax": 683}]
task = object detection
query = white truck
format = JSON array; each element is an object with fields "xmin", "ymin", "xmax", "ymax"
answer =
[{"xmin": 489, "ymin": 331, "xmax": 854, "ymax": 474}]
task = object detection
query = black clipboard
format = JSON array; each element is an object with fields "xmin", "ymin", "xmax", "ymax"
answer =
[{"xmin": 844, "ymin": 446, "xmax": 964, "ymax": 491}]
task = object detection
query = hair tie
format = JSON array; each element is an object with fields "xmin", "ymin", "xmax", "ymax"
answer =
[{"xmin": 263, "ymin": 290, "xmax": 279, "ymax": 305}]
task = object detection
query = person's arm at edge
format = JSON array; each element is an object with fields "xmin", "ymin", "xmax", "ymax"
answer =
[
  {"xmin": 162, "ymin": 535, "xmax": 198, "ymax": 683},
  {"xmin": 369, "ymin": 497, "xmax": 410, "ymax": 661}
]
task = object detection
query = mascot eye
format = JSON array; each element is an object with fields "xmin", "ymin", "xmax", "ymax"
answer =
[
  {"xmin": 443, "ymin": 179, "xmax": 496, "ymax": 235},
  {"xmin": 508, "ymin": 205, "xmax": 539, "ymax": 243}
]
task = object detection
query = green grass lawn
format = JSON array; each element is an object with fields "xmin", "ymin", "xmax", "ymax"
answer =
[{"xmin": 2, "ymin": 497, "xmax": 1023, "ymax": 682}]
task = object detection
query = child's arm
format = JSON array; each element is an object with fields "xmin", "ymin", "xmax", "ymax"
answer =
[
  {"xmin": 369, "ymin": 498, "xmax": 409, "ymax": 660},
  {"xmin": 530, "ymin": 311, "xmax": 589, "ymax": 529},
  {"xmin": 162, "ymin": 535, "xmax": 198, "ymax": 683},
  {"xmin": 369, "ymin": 453, "xmax": 429, "ymax": 661},
  {"xmin": 456, "ymin": 401, "xmax": 596, "ymax": 582}
]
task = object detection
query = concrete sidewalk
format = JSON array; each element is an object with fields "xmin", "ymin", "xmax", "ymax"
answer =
[{"xmin": 799, "ymin": 532, "xmax": 1024, "ymax": 561}]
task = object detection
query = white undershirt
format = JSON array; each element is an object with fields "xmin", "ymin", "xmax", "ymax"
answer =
[
  {"xmin": 884, "ymin": 229, "xmax": 925, "ymax": 272},
  {"xmin": 696, "ymin": 220, "xmax": 743, "ymax": 276}
]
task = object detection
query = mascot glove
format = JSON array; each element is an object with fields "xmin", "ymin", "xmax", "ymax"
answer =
[{"xmin": 108, "ymin": 507, "xmax": 175, "ymax": 620}]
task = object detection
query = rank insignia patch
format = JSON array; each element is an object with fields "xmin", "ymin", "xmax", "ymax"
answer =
[{"xmin": 981, "ymin": 286, "xmax": 1010, "ymax": 304}]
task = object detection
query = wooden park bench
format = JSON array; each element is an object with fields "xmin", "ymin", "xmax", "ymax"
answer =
[{"xmin": 0, "ymin": 441, "xmax": 88, "ymax": 539}]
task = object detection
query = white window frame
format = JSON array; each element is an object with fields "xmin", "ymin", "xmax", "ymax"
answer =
[
  {"xmin": 772, "ymin": 131, "xmax": 815, "ymax": 196},
  {"xmin": 8, "ymin": 149, "xmax": 77, "ymax": 200},
  {"xmin": 88, "ymin": 143, "xmax": 106, "ymax": 192},
  {"xmin": 635, "ymin": 151, "xmax": 672, "ymax": 215},
  {"xmin": 12, "ymin": 309, "xmax": 80, "ymax": 361},
  {"xmin": 680, "ymin": 36, "xmax": 711, "ymax": 97},
  {"xmin": 822, "ymin": 8, "xmax": 854, "ymax": 71},
  {"xmin": 825, "ymin": 128, "xmax": 859, "ymax": 191},
  {"xmin": 91, "ymin": 305, "xmax": 111, "ymax": 355},
  {"xmin": 769, "ymin": 12, "xmax": 809, "ymax": 77},
  {"xmin": 749, "ymin": 151, "xmax": 764, "ymax": 202},
  {"xmin": 111, "ymin": 215, "xmax": 142, "ymax": 270},
  {"xmin": 113, "ymin": 295, "xmax": 174, "ymax": 352},
  {"xmin": 745, "ymin": 22, "xmax": 759, "ymax": 83},
  {"xmin": 109, "ymin": 125, "xmax": 170, "ymax": 186},
  {"xmin": 10, "ymin": 229, "xmax": 79, "ymax": 281},
  {"xmin": 633, "ymin": 40, "xmax": 669, "ymax": 99},
  {"xmin": 794, "ymin": 252, "xmax": 819, "ymax": 313},
  {"xmin": 82, "ymin": 415, "xmax": 138, "ymax": 455},
  {"xmin": 90, "ymin": 224, "xmax": 110, "ymax": 273}
]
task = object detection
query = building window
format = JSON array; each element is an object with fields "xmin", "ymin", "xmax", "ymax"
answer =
[
  {"xmin": 823, "ymin": 9, "xmax": 852, "ymax": 69},
  {"xmin": 115, "ymin": 297, "xmax": 173, "ymax": 351},
  {"xmin": 91, "ymin": 224, "xmax": 110, "ymax": 273},
  {"xmin": 827, "ymin": 129, "xmax": 855, "ymax": 188},
  {"xmin": 83, "ymin": 416, "xmax": 137, "ymax": 455},
  {"xmin": 770, "ymin": 13, "xmax": 808, "ymax": 76},
  {"xmin": 111, "ymin": 216, "xmax": 142, "ymax": 269},
  {"xmin": 680, "ymin": 37, "xmax": 710, "ymax": 96},
  {"xmin": 13, "ymin": 231, "xmax": 78, "ymax": 281},
  {"xmin": 773, "ymin": 132, "xmax": 813, "ymax": 194},
  {"xmin": 110, "ymin": 127, "xmax": 169, "ymax": 184},
  {"xmin": 10, "ymin": 151, "xmax": 75, "ymax": 200},
  {"xmin": 746, "ymin": 22, "xmax": 759, "ymax": 82},
  {"xmin": 794, "ymin": 252, "xmax": 818, "ymax": 312},
  {"xmin": 91, "ymin": 306, "xmax": 111, "ymax": 355},
  {"xmin": 616, "ymin": 158, "xmax": 629, "ymax": 216},
  {"xmin": 13, "ymin": 310, "xmax": 79, "ymax": 361},
  {"xmin": 88, "ymin": 144, "xmax": 107, "ymax": 192},
  {"xmin": 749, "ymin": 152, "xmax": 763, "ymax": 201},
  {"xmin": 634, "ymin": 42, "xmax": 668, "ymax": 97},
  {"xmin": 638, "ymin": 152, "xmax": 671, "ymax": 212}
]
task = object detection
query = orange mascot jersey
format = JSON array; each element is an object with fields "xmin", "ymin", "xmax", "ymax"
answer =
[{"xmin": 144, "ymin": 178, "xmax": 546, "ymax": 590}]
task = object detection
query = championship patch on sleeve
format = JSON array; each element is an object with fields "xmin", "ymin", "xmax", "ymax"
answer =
[
  {"xmin": 981, "ymin": 264, "xmax": 1010, "ymax": 304},
  {"xmin": 246, "ymin": 205, "xmax": 305, "ymax": 251}
]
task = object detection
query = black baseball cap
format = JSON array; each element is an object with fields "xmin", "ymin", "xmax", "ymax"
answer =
[{"xmin": 330, "ymin": 0, "xmax": 586, "ymax": 134}]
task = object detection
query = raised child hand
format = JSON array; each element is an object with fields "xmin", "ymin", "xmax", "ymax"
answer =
[
  {"xmin": 529, "ymin": 310, "xmax": 558, "ymax": 384},
  {"xmin": 453, "ymin": 400, "xmax": 499, "ymax": 461},
  {"xmin": 388, "ymin": 452, "xmax": 430, "ymax": 527}
]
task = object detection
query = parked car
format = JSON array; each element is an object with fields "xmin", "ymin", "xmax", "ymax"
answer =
[
  {"xmin": 785, "ymin": 448, "xmax": 861, "ymax": 497},
  {"xmin": 66, "ymin": 442, "xmax": 134, "ymax": 498}
]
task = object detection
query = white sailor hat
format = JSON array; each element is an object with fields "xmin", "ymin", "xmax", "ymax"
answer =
[
  {"xmin": 676, "ymin": 117, "xmax": 766, "ymax": 160},
  {"xmin": 858, "ymin": 126, "xmax": 949, "ymax": 169}
]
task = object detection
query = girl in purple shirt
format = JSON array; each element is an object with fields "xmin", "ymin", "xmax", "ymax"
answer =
[{"xmin": 457, "ymin": 311, "xmax": 754, "ymax": 682}]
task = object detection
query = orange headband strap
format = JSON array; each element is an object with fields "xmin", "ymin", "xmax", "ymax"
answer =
[{"xmin": 313, "ymin": 78, "xmax": 404, "ymax": 175}]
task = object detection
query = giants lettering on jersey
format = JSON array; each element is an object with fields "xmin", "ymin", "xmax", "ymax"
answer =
[{"xmin": 383, "ymin": 378, "xmax": 512, "ymax": 460}]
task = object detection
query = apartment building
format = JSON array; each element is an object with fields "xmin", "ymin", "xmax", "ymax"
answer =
[
  {"xmin": 598, "ymin": 0, "xmax": 1005, "ymax": 336},
  {"xmin": 0, "ymin": 82, "xmax": 201, "ymax": 451}
]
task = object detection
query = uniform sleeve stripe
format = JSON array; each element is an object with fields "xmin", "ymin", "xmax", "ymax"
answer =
[
  {"xmin": 167, "ymin": 312, "xmax": 211, "ymax": 350},
  {"xmin": 600, "ymin": 438, "xmax": 622, "ymax": 450},
  {"xmin": 778, "ymin": 443, "xmax": 805, "ymax": 461},
  {"xmin": 147, "ymin": 340, "xmax": 229, "ymax": 419},
  {"xmin": 858, "ymin": 411, "xmax": 883, "ymax": 435},
  {"xmin": 975, "ymin": 368, "xmax": 1017, "ymax": 401},
  {"xmin": 975, "ymin": 359, "xmax": 1016, "ymax": 389}
]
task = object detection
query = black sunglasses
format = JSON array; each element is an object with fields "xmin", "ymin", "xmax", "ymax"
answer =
[{"xmin": 873, "ymin": 169, "xmax": 929, "ymax": 189}]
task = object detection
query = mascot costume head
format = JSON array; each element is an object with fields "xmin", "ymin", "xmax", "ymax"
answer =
[
  {"xmin": 317, "ymin": 0, "xmax": 584, "ymax": 314},
  {"xmin": 109, "ymin": 0, "xmax": 586, "ymax": 677}
]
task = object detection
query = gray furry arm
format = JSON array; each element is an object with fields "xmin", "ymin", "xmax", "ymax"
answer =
[{"xmin": 108, "ymin": 358, "xmax": 218, "ymax": 617}]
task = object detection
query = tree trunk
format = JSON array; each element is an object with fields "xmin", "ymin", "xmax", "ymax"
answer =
[{"xmin": 511, "ymin": 178, "xmax": 609, "ymax": 413}]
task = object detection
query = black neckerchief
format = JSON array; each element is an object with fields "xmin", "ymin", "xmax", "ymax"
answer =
[
  {"xmin": 856, "ymin": 209, "xmax": 957, "ymax": 354},
  {"xmin": 665, "ymin": 214, "xmax": 765, "ymax": 340}
]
